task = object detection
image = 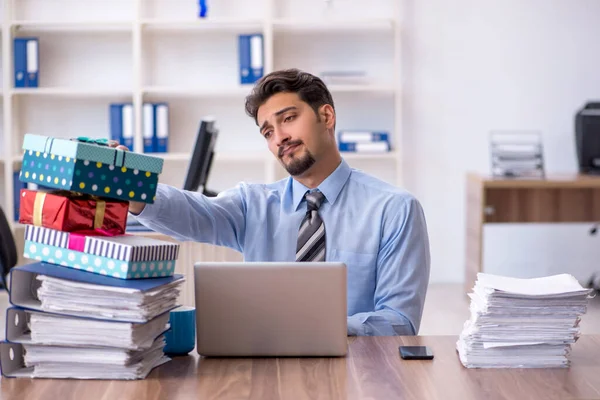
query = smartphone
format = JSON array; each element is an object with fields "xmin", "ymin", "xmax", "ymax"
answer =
[{"xmin": 399, "ymin": 346, "xmax": 434, "ymax": 360}]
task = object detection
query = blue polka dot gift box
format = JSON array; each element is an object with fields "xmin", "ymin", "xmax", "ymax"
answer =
[
  {"xmin": 23, "ymin": 225, "xmax": 180, "ymax": 280},
  {"xmin": 20, "ymin": 134, "xmax": 164, "ymax": 204}
]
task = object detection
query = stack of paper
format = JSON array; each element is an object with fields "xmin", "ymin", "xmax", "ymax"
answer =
[
  {"xmin": 29, "ymin": 312, "xmax": 170, "ymax": 350},
  {"xmin": 36, "ymin": 275, "xmax": 182, "ymax": 323},
  {"xmin": 0, "ymin": 262, "xmax": 185, "ymax": 380},
  {"xmin": 457, "ymin": 273, "xmax": 593, "ymax": 368},
  {"xmin": 23, "ymin": 336, "xmax": 169, "ymax": 380}
]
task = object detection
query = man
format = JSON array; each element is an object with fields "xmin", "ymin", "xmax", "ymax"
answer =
[{"xmin": 126, "ymin": 69, "xmax": 431, "ymax": 336}]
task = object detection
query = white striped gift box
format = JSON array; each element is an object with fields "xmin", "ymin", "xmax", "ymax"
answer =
[{"xmin": 25, "ymin": 225, "xmax": 180, "ymax": 262}]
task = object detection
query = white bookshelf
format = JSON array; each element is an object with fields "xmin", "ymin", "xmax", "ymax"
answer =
[{"xmin": 0, "ymin": 0, "xmax": 403, "ymax": 232}]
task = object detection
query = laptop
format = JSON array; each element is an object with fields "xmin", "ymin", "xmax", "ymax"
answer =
[{"xmin": 193, "ymin": 261, "xmax": 348, "ymax": 357}]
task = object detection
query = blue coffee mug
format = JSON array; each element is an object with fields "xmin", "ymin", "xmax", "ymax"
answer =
[{"xmin": 163, "ymin": 306, "xmax": 196, "ymax": 356}]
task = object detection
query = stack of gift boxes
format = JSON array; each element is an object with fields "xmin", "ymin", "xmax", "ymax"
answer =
[{"xmin": 0, "ymin": 134, "xmax": 185, "ymax": 380}]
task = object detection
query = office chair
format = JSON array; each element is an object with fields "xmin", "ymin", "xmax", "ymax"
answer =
[{"xmin": 0, "ymin": 206, "xmax": 17, "ymax": 289}]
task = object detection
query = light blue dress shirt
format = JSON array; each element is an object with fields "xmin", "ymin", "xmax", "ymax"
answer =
[{"xmin": 136, "ymin": 159, "xmax": 431, "ymax": 336}]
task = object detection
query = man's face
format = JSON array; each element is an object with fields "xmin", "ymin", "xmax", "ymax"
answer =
[{"xmin": 257, "ymin": 92, "xmax": 331, "ymax": 177}]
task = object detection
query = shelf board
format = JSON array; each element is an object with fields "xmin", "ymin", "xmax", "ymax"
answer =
[
  {"xmin": 11, "ymin": 21, "xmax": 132, "ymax": 33},
  {"xmin": 342, "ymin": 151, "xmax": 399, "ymax": 161},
  {"xmin": 12, "ymin": 88, "xmax": 132, "ymax": 98},
  {"xmin": 272, "ymin": 18, "xmax": 395, "ymax": 32},
  {"xmin": 327, "ymin": 84, "xmax": 395, "ymax": 94},
  {"xmin": 156, "ymin": 152, "xmax": 267, "ymax": 163},
  {"xmin": 141, "ymin": 18, "xmax": 264, "ymax": 33},
  {"xmin": 144, "ymin": 86, "xmax": 250, "ymax": 98}
]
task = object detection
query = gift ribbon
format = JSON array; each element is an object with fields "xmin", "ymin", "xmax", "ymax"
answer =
[
  {"xmin": 67, "ymin": 229, "xmax": 123, "ymax": 252},
  {"xmin": 94, "ymin": 200, "xmax": 106, "ymax": 230},
  {"xmin": 32, "ymin": 190, "xmax": 110, "ymax": 231},
  {"xmin": 32, "ymin": 192, "xmax": 47, "ymax": 227}
]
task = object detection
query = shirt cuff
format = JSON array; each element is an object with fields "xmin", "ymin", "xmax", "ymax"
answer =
[
  {"xmin": 133, "ymin": 184, "xmax": 165, "ymax": 221},
  {"xmin": 347, "ymin": 315, "xmax": 367, "ymax": 336}
]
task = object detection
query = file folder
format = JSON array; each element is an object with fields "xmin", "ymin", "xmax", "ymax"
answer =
[
  {"xmin": 26, "ymin": 39, "xmax": 39, "ymax": 87},
  {"xmin": 143, "ymin": 103, "xmax": 155, "ymax": 153},
  {"xmin": 13, "ymin": 38, "xmax": 27, "ymax": 88},
  {"xmin": 109, "ymin": 103, "xmax": 124, "ymax": 146},
  {"xmin": 9, "ymin": 262, "xmax": 184, "ymax": 323},
  {"xmin": 4, "ymin": 307, "xmax": 170, "ymax": 350},
  {"xmin": 122, "ymin": 103, "xmax": 134, "ymax": 150},
  {"xmin": 239, "ymin": 34, "xmax": 264, "ymax": 84},
  {"xmin": 154, "ymin": 103, "xmax": 169, "ymax": 153},
  {"xmin": 14, "ymin": 37, "xmax": 39, "ymax": 88}
]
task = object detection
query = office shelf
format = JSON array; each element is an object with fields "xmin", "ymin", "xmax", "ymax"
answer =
[{"xmin": 0, "ymin": 0, "xmax": 403, "ymax": 231}]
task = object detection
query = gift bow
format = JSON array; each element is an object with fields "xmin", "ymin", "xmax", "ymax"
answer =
[
  {"xmin": 72, "ymin": 137, "xmax": 110, "ymax": 147},
  {"xmin": 33, "ymin": 191, "xmax": 107, "ymax": 230}
]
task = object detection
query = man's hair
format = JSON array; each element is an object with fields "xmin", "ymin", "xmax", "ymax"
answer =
[{"xmin": 244, "ymin": 68, "xmax": 335, "ymax": 125}]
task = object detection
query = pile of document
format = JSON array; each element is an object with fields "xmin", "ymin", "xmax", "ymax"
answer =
[
  {"xmin": 457, "ymin": 273, "xmax": 593, "ymax": 368},
  {"xmin": 1, "ymin": 262, "xmax": 185, "ymax": 380}
]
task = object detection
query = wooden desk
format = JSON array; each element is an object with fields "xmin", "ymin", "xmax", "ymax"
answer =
[
  {"xmin": 2, "ymin": 335, "xmax": 600, "ymax": 400},
  {"xmin": 465, "ymin": 173, "xmax": 600, "ymax": 292}
]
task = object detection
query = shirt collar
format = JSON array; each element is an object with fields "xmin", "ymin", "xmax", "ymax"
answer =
[{"xmin": 291, "ymin": 159, "xmax": 352, "ymax": 212}]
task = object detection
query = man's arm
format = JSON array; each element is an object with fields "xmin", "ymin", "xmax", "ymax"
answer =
[
  {"xmin": 347, "ymin": 196, "xmax": 430, "ymax": 336},
  {"xmin": 134, "ymin": 183, "xmax": 247, "ymax": 252}
]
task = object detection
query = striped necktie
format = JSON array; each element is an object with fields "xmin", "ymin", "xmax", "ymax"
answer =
[{"xmin": 296, "ymin": 191, "xmax": 326, "ymax": 262}]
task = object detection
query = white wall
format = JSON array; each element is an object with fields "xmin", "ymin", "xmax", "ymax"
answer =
[{"xmin": 401, "ymin": 0, "xmax": 600, "ymax": 283}]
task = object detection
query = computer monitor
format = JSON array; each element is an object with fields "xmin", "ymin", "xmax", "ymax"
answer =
[{"xmin": 183, "ymin": 117, "xmax": 218, "ymax": 197}]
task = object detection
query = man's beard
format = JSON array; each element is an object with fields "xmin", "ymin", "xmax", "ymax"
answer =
[{"xmin": 281, "ymin": 147, "xmax": 316, "ymax": 176}]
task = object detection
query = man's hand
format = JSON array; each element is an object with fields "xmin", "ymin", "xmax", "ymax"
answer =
[{"xmin": 108, "ymin": 141, "xmax": 146, "ymax": 215}]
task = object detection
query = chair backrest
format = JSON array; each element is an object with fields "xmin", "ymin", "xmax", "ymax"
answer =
[{"xmin": 0, "ymin": 206, "xmax": 17, "ymax": 288}]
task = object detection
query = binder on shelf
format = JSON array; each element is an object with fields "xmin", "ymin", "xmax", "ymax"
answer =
[
  {"xmin": 109, "ymin": 103, "xmax": 124, "ymax": 146},
  {"xmin": 14, "ymin": 37, "xmax": 39, "ymax": 88},
  {"xmin": 143, "ymin": 103, "xmax": 155, "ymax": 153},
  {"xmin": 239, "ymin": 34, "xmax": 264, "ymax": 84},
  {"xmin": 109, "ymin": 103, "xmax": 134, "ymax": 150},
  {"xmin": 154, "ymin": 103, "xmax": 169, "ymax": 153},
  {"xmin": 337, "ymin": 130, "xmax": 391, "ymax": 153},
  {"xmin": 122, "ymin": 103, "xmax": 134, "ymax": 150},
  {"xmin": 338, "ymin": 141, "xmax": 390, "ymax": 153},
  {"xmin": 337, "ymin": 131, "xmax": 389, "ymax": 144},
  {"xmin": 26, "ymin": 38, "xmax": 39, "ymax": 87}
]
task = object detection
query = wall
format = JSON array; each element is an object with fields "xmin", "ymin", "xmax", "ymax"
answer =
[{"xmin": 401, "ymin": 0, "xmax": 600, "ymax": 282}]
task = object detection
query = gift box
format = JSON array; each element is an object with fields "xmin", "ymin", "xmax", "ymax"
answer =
[
  {"xmin": 23, "ymin": 226, "xmax": 179, "ymax": 280},
  {"xmin": 19, "ymin": 134, "xmax": 163, "ymax": 204},
  {"xmin": 19, "ymin": 189, "xmax": 128, "ymax": 234},
  {"xmin": 24, "ymin": 225, "xmax": 180, "ymax": 262}
]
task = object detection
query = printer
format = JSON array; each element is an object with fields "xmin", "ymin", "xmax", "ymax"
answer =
[{"xmin": 575, "ymin": 102, "xmax": 600, "ymax": 174}]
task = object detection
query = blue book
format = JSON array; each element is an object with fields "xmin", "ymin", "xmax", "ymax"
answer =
[
  {"xmin": 154, "ymin": 103, "xmax": 169, "ymax": 153},
  {"xmin": 239, "ymin": 34, "xmax": 264, "ymax": 84},
  {"xmin": 109, "ymin": 103, "xmax": 124, "ymax": 146},
  {"xmin": 14, "ymin": 38, "xmax": 39, "ymax": 88},
  {"xmin": 8, "ymin": 262, "xmax": 184, "ymax": 323}
]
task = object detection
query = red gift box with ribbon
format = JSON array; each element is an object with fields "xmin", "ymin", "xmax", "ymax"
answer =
[{"xmin": 18, "ymin": 189, "xmax": 129, "ymax": 234}]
